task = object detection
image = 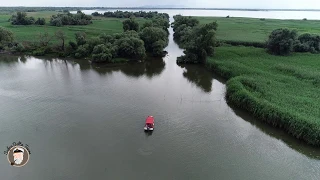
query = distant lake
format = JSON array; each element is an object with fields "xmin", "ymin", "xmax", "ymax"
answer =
[{"xmin": 81, "ymin": 9, "xmax": 320, "ymax": 20}]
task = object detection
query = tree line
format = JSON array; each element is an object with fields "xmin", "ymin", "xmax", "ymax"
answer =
[
  {"xmin": 10, "ymin": 12, "xmax": 45, "ymax": 25},
  {"xmin": 92, "ymin": 10, "xmax": 169, "ymax": 20},
  {"xmin": 50, "ymin": 11, "xmax": 92, "ymax": 26},
  {"xmin": 9, "ymin": 11, "xmax": 92, "ymax": 26},
  {"xmin": 1, "ymin": 11, "xmax": 170, "ymax": 63},
  {"xmin": 172, "ymin": 15, "xmax": 218, "ymax": 64}
]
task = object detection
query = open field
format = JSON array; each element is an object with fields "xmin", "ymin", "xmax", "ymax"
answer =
[
  {"xmin": 196, "ymin": 17, "xmax": 320, "ymax": 43},
  {"xmin": 0, "ymin": 12, "xmax": 149, "ymax": 43},
  {"xmin": 207, "ymin": 46, "xmax": 320, "ymax": 145}
]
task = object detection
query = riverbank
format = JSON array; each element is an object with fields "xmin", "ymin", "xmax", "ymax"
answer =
[
  {"xmin": 0, "ymin": 11, "xmax": 170, "ymax": 63},
  {"xmin": 0, "ymin": 12, "xmax": 149, "ymax": 43},
  {"xmin": 206, "ymin": 46, "xmax": 320, "ymax": 145}
]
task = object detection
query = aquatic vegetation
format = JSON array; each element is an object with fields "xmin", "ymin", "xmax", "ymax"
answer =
[{"xmin": 207, "ymin": 46, "xmax": 320, "ymax": 145}]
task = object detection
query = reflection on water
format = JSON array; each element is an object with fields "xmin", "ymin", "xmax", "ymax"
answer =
[
  {"xmin": 144, "ymin": 131, "xmax": 154, "ymax": 137},
  {"xmin": 178, "ymin": 63, "xmax": 213, "ymax": 93},
  {"xmin": 0, "ymin": 55, "xmax": 166, "ymax": 79},
  {"xmin": 0, "ymin": 55, "xmax": 20, "ymax": 66},
  {"xmin": 228, "ymin": 102, "xmax": 320, "ymax": 160},
  {"xmin": 77, "ymin": 57, "xmax": 166, "ymax": 78}
]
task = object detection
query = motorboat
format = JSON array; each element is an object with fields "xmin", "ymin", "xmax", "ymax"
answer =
[{"xmin": 144, "ymin": 116, "xmax": 154, "ymax": 131}]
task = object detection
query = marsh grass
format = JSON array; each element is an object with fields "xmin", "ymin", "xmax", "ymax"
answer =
[
  {"xmin": 197, "ymin": 16, "xmax": 320, "ymax": 43},
  {"xmin": 207, "ymin": 46, "xmax": 320, "ymax": 145}
]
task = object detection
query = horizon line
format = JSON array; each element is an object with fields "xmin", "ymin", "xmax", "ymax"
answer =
[{"xmin": 1, "ymin": 6, "xmax": 320, "ymax": 11}]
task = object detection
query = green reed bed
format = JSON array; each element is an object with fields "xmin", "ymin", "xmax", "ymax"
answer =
[
  {"xmin": 196, "ymin": 16, "xmax": 320, "ymax": 47},
  {"xmin": 207, "ymin": 46, "xmax": 320, "ymax": 145}
]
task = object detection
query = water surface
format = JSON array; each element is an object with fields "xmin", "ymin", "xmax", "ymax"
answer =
[{"xmin": 0, "ymin": 12, "xmax": 320, "ymax": 180}]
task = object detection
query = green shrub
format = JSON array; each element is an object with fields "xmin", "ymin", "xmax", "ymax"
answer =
[
  {"xmin": 12, "ymin": 43, "xmax": 25, "ymax": 52},
  {"xmin": 122, "ymin": 17, "xmax": 139, "ymax": 32},
  {"xmin": 74, "ymin": 44, "xmax": 90, "ymax": 58},
  {"xmin": 68, "ymin": 41, "xmax": 77, "ymax": 50},
  {"xmin": 50, "ymin": 11, "xmax": 92, "ymax": 26},
  {"xmin": 91, "ymin": 44, "xmax": 112, "ymax": 63},
  {"xmin": 10, "ymin": 12, "xmax": 35, "ymax": 25},
  {"xmin": 266, "ymin": 28, "xmax": 297, "ymax": 55},
  {"xmin": 139, "ymin": 27, "xmax": 168, "ymax": 57}
]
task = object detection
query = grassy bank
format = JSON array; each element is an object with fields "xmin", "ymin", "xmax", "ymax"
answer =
[
  {"xmin": 0, "ymin": 12, "xmax": 149, "ymax": 43},
  {"xmin": 197, "ymin": 17, "xmax": 320, "ymax": 43},
  {"xmin": 207, "ymin": 46, "xmax": 320, "ymax": 145}
]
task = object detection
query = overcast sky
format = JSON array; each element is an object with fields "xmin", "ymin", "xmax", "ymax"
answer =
[{"xmin": 1, "ymin": 0, "xmax": 320, "ymax": 9}]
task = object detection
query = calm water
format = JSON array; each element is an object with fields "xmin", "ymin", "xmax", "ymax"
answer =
[{"xmin": 0, "ymin": 10, "xmax": 320, "ymax": 180}]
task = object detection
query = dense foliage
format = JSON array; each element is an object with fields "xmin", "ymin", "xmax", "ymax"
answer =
[
  {"xmin": 120, "ymin": 14, "xmax": 170, "ymax": 57},
  {"xmin": 172, "ymin": 15, "xmax": 218, "ymax": 64},
  {"xmin": 266, "ymin": 28, "xmax": 297, "ymax": 55},
  {"xmin": 267, "ymin": 29, "xmax": 320, "ymax": 55},
  {"xmin": 0, "ymin": 27, "xmax": 14, "ymax": 49},
  {"xmin": 10, "ymin": 12, "xmax": 38, "ymax": 25},
  {"xmin": 92, "ymin": 44, "xmax": 113, "ymax": 63},
  {"xmin": 66, "ymin": 30, "xmax": 146, "ymax": 62},
  {"xmin": 50, "ymin": 11, "xmax": 92, "ymax": 26},
  {"xmin": 1, "ymin": 10, "xmax": 169, "ymax": 63},
  {"xmin": 35, "ymin": 18, "xmax": 46, "ymax": 25},
  {"xmin": 123, "ymin": 18, "xmax": 140, "ymax": 32},
  {"xmin": 294, "ymin": 33, "xmax": 320, "ymax": 53},
  {"xmin": 71, "ymin": 11, "xmax": 171, "ymax": 62},
  {"xmin": 92, "ymin": 10, "xmax": 169, "ymax": 20},
  {"xmin": 139, "ymin": 27, "xmax": 169, "ymax": 56}
]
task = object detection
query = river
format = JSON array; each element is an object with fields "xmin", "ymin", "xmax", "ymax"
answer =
[{"xmin": 0, "ymin": 10, "xmax": 320, "ymax": 180}]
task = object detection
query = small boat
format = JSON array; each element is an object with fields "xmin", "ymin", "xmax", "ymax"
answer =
[{"xmin": 144, "ymin": 116, "xmax": 155, "ymax": 131}]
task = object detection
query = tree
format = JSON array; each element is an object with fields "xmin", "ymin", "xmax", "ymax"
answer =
[
  {"xmin": 55, "ymin": 30, "xmax": 66, "ymax": 51},
  {"xmin": 92, "ymin": 12, "xmax": 100, "ymax": 16},
  {"xmin": 294, "ymin": 33, "xmax": 320, "ymax": 53},
  {"xmin": 11, "ymin": 12, "xmax": 35, "ymax": 25},
  {"xmin": 152, "ymin": 17, "xmax": 170, "ymax": 30},
  {"xmin": 0, "ymin": 27, "xmax": 14, "ymax": 47},
  {"xmin": 38, "ymin": 31, "xmax": 53, "ymax": 47},
  {"xmin": 115, "ymin": 37, "xmax": 146, "ymax": 59},
  {"xmin": 267, "ymin": 28, "xmax": 297, "ymax": 55},
  {"xmin": 75, "ymin": 32, "xmax": 87, "ymax": 46},
  {"xmin": 172, "ymin": 15, "xmax": 199, "ymax": 32},
  {"xmin": 177, "ymin": 22, "xmax": 218, "ymax": 64},
  {"xmin": 99, "ymin": 33, "xmax": 115, "ymax": 44},
  {"xmin": 50, "ymin": 18, "xmax": 62, "ymax": 27},
  {"xmin": 92, "ymin": 44, "xmax": 113, "ymax": 63},
  {"xmin": 50, "ymin": 12, "xmax": 92, "ymax": 26},
  {"xmin": 139, "ymin": 27, "xmax": 168, "ymax": 56},
  {"xmin": 35, "ymin": 18, "xmax": 46, "ymax": 25},
  {"xmin": 74, "ymin": 44, "xmax": 90, "ymax": 58},
  {"xmin": 152, "ymin": 40, "xmax": 167, "ymax": 57},
  {"xmin": 122, "ymin": 17, "xmax": 139, "ymax": 32}
]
